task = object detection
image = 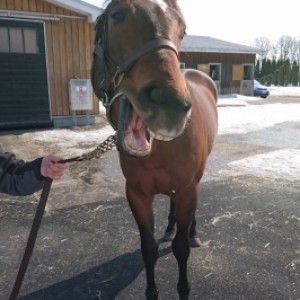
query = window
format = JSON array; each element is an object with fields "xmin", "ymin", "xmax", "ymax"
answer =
[
  {"xmin": 209, "ymin": 64, "xmax": 221, "ymax": 81},
  {"xmin": 0, "ymin": 26, "xmax": 38, "ymax": 53},
  {"xmin": 243, "ymin": 65, "xmax": 253, "ymax": 80},
  {"xmin": 179, "ymin": 62, "xmax": 185, "ymax": 69}
]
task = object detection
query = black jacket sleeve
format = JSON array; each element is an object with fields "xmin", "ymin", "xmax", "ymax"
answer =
[{"xmin": 0, "ymin": 151, "xmax": 45, "ymax": 196}]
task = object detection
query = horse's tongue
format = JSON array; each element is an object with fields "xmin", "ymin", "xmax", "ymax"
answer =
[{"xmin": 124, "ymin": 111, "xmax": 150, "ymax": 151}]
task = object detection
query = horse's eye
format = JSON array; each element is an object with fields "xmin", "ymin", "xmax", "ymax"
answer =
[
  {"xmin": 179, "ymin": 30, "xmax": 186, "ymax": 40},
  {"xmin": 110, "ymin": 8, "xmax": 127, "ymax": 23}
]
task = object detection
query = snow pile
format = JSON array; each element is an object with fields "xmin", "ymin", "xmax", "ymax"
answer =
[
  {"xmin": 217, "ymin": 88, "xmax": 300, "ymax": 181},
  {"xmin": 218, "ymin": 103, "xmax": 300, "ymax": 135},
  {"xmin": 219, "ymin": 149, "xmax": 300, "ymax": 181}
]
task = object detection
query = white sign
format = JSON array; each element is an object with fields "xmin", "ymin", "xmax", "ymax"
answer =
[{"xmin": 69, "ymin": 79, "xmax": 93, "ymax": 110}]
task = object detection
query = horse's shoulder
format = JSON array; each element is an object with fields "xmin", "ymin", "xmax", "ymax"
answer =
[{"xmin": 182, "ymin": 69, "xmax": 218, "ymax": 101}]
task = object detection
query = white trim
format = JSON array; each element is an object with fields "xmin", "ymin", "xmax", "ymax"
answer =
[
  {"xmin": 0, "ymin": 10, "xmax": 60, "ymax": 21},
  {"xmin": 45, "ymin": 0, "xmax": 102, "ymax": 22}
]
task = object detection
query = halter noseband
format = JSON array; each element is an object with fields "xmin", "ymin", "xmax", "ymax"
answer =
[{"xmin": 94, "ymin": 13, "xmax": 179, "ymax": 110}]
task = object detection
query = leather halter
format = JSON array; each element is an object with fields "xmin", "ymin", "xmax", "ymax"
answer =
[{"xmin": 94, "ymin": 13, "xmax": 179, "ymax": 113}]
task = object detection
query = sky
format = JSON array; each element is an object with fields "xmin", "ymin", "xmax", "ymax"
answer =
[{"xmin": 83, "ymin": 0, "xmax": 300, "ymax": 46}]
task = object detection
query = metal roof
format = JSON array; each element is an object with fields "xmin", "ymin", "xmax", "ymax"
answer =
[{"xmin": 180, "ymin": 35, "xmax": 263, "ymax": 54}]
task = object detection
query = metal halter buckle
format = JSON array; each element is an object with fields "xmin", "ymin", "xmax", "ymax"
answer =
[{"xmin": 111, "ymin": 68, "xmax": 125, "ymax": 91}]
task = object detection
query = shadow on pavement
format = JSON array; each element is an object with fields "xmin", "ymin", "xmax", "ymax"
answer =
[{"xmin": 22, "ymin": 246, "xmax": 172, "ymax": 300}]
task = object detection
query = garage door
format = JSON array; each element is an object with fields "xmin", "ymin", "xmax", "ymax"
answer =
[{"xmin": 0, "ymin": 19, "xmax": 51, "ymax": 129}]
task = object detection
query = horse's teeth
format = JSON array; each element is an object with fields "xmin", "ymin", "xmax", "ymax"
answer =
[{"xmin": 149, "ymin": 130, "xmax": 173, "ymax": 141}]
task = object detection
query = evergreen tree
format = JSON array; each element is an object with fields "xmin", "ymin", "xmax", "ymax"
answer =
[{"xmin": 291, "ymin": 61, "xmax": 299, "ymax": 86}]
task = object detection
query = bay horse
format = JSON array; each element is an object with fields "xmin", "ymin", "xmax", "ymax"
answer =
[{"xmin": 91, "ymin": 0, "xmax": 218, "ymax": 299}]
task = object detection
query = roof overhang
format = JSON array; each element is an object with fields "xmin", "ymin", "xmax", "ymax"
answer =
[
  {"xmin": 180, "ymin": 35, "xmax": 264, "ymax": 55},
  {"xmin": 44, "ymin": 0, "xmax": 102, "ymax": 22}
]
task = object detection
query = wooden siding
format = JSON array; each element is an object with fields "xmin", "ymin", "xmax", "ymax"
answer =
[
  {"xmin": 0, "ymin": 0, "xmax": 99, "ymax": 116},
  {"xmin": 179, "ymin": 52, "xmax": 256, "ymax": 94}
]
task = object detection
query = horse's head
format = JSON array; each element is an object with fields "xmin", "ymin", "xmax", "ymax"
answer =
[{"xmin": 91, "ymin": 0, "xmax": 191, "ymax": 157}]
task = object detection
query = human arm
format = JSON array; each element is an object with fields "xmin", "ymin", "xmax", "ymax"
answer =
[{"xmin": 0, "ymin": 152, "xmax": 68, "ymax": 196}]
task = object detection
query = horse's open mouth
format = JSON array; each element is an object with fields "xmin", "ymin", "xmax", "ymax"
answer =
[
  {"xmin": 117, "ymin": 98, "xmax": 151, "ymax": 157},
  {"xmin": 117, "ymin": 98, "xmax": 173, "ymax": 157}
]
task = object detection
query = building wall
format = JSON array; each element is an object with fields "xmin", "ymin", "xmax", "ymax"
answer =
[
  {"xmin": 0, "ymin": 0, "xmax": 99, "ymax": 117},
  {"xmin": 179, "ymin": 52, "xmax": 256, "ymax": 94}
]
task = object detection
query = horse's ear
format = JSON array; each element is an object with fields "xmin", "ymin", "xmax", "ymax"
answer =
[{"xmin": 94, "ymin": 14, "xmax": 106, "ymax": 45}]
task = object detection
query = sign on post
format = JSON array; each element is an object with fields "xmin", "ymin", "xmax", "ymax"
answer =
[{"xmin": 69, "ymin": 79, "xmax": 93, "ymax": 126}]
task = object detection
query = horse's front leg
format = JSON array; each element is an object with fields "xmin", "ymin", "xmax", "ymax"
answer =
[
  {"xmin": 172, "ymin": 187, "xmax": 198, "ymax": 300},
  {"xmin": 126, "ymin": 185, "xmax": 159, "ymax": 300}
]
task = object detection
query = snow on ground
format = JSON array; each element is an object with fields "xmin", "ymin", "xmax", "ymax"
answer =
[
  {"xmin": 218, "ymin": 102, "xmax": 300, "ymax": 135},
  {"xmin": 217, "ymin": 86, "xmax": 300, "ymax": 181},
  {"xmin": 25, "ymin": 86, "xmax": 300, "ymax": 181},
  {"xmin": 270, "ymin": 86, "xmax": 300, "ymax": 97},
  {"xmin": 22, "ymin": 125, "xmax": 115, "ymax": 157},
  {"xmin": 219, "ymin": 149, "xmax": 300, "ymax": 181}
]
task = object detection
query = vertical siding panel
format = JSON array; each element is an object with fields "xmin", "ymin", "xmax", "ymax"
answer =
[
  {"xmin": 58, "ymin": 8, "xmax": 69, "ymax": 115},
  {"xmin": 71, "ymin": 18, "xmax": 80, "ymax": 78},
  {"xmin": 50, "ymin": 5, "xmax": 63, "ymax": 115},
  {"xmin": 7, "ymin": 0, "xmax": 14, "ymax": 9},
  {"xmin": 88, "ymin": 23, "xmax": 99, "ymax": 113},
  {"xmin": 0, "ymin": 0, "xmax": 7, "ymax": 9},
  {"xmin": 22, "ymin": 0, "xmax": 29, "ymax": 11},
  {"xmin": 65, "ymin": 17, "xmax": 74, "ymax": 78},
  {"xmin": 78, "ymin": 19, "xmax": 86, "ymax": 78},
  {"xmin": 14, "ymin": 0, "xmax": 22, "ymax": 10},
  {"xmin": 28, "ymin": 0, "xmax": 37, "ymax": 12},
  {"xmin": 45, "ymin": 21, "xmax": 56, "ymax": 115},
  {"xmin": 85, "ymin": 23, "xmax": 92, "ymax": 77},
  {"xmin": 35, "ymin": 0, "xmax": 43, "ymax": 13},
  {"xmin": 43, "ymin": 1, "xmax": 51, "ymax": 13}
]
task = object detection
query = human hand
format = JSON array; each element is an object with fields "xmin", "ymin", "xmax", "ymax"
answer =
[{"xmin": 40, "ymin": 155, "xmax": 69, "ymax": 180}]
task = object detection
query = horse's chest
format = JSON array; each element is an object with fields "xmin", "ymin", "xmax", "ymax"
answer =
[{"xmin": 123, "ymin": 160, "xmax": 192, "ymax": 196}]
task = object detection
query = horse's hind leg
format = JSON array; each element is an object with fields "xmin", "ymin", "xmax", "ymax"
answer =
[
  {"xmin": 126, "ymin": 187, "xmax": 159, "ymax": 300},
  {"xmin": 172, "ymin": 189, "xmax": 198, "ymax": 300},
  {"xmin": 163, "ymin": 200, "xmax": 200, "ymax": 248},
  {"xmin": 162, "ymin": 199, "xmax": 176, "ymax": 241},
  {"xmin": 189, "ymin": 217, "xmax": 201, "ymax": 248}
]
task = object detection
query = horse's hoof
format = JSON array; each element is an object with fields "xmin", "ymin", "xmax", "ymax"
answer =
[
  {"xmin": 162, "ymin": 230, "xmax": 176, "ymax": 241},
  {"xmin": 189, "ymin": 237, "xmax": 201, "ymax": 248}
]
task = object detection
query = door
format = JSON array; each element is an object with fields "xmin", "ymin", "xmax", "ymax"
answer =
[{"xmin": 0, "ymin": 19, "xmax": 51, "ymax": 129}]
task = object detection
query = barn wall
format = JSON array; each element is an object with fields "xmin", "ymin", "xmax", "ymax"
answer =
[
  {"xmin": 179, "ymin": 52, "xmax": 256, "ymax": 94},
  {"xmin": 0, "ymin": 0, "xmax": 99, "ymax": 117}
]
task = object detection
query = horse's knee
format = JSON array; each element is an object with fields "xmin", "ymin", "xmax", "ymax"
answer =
[
  {"xmin": 172, "ymin": 233, "xmax": 190, "ymax": 261},
  {"xmin": 141, "ymin": 239, "xmax": 159, "ymax": 266}
]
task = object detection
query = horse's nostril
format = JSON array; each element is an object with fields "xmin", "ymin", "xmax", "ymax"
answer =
[
  {"xmin": 149, "ymin": 86, "xmax": 165, "ymax": 104},
  {"xmin": 141, "ymin": 84, "xmax": 190, "ymax": 111},
  {"xmin": 141, "ymin": 85, "xmax": 165, "ymax": 105}
]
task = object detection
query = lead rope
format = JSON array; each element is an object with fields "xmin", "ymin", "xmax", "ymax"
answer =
[{"xmin": 9, "ymin": 133, "xmax": 117, "ymax": 300}]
